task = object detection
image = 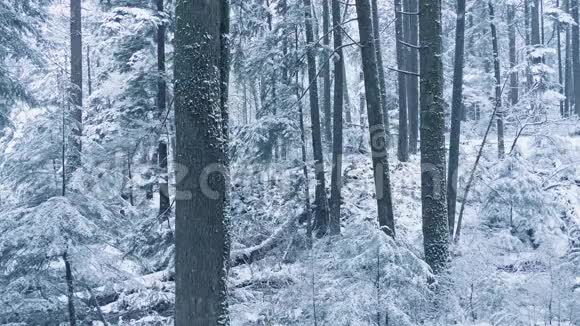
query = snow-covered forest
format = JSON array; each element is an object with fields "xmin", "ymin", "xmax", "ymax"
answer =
[{"xmin": 0, "ymin": 0, "xmax": 579, "ymax": 324}]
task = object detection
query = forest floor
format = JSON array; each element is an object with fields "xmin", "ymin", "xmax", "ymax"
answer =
[{"xmin": 8, "ymin": 120, "xmax": 580, "ymax": 326}]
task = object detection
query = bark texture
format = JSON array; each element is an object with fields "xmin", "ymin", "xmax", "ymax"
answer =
[
  {"xmin": 174, "ymin": 1, "xmax": 230, "ymax": 324},
  {"xmin": 419, "ymin": 0, "xmax": 449, "ymax": 273}
]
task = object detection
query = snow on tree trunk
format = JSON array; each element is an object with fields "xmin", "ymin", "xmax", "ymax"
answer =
[
  {"xmin": 419, "ymin": 0, "xmax": 450, "ymax": 274},
  {"xmin": 174, "ymin": 0, "xmax": 230, "ymax": 324}
]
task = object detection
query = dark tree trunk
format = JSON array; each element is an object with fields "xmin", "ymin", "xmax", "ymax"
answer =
[
  {"xmin": 565, "ymin": 0, "xmax": 573, "ymax": 116},
  {"xmin": 220, "ymin": 0, "xmax": 231, "ymax": 154},
  {"xmin": 572, "ymin": 0, "xmax": 580, "ymax": 114},
  {"xmin": 447, "ymin": 0, "xmax": 466, "ymax": 237},
  {"xmin": 356, "ymin": 0, "xmax": 396, "ymax": 237},
  {"xmin": 531, "ymin": 0, "xmax": 542, "ymax": 65},
  {"xmin": 489, "ymin": 0, "xmax": 505, "ymax": 159},
  {"xmin": 86, "ymin": 45, "xmax": 92, "ymax": 97},
  {"xmin": 394, "ymin": 0, "xmax": 408, "ymax": 162},
  {"xmin": 323, "ymin": 0, "xmax": 332, "ymax": 146},
  {"xmin": 329, "ymin": 0, "xmax": 344, "ymax": 235},
  {"xmin": 343, "ymin": 62, "xmax": 352, "ymax": 124},
  {"xmin": 174, "ymin": 1, "xmax": 230, "ymax": 324},
  {"xmin": 157, "ymin": 0, "xmax": 170, "ymax": 219},
  {"xmin": 557, "ymin": 0, "xmax": 565, "ymax": 116},
  {"xmin": 405, "ymin": 0, "xmax": 419, "ymax": 155},
  {"xmin": 371, "ymin": 0, "xmax": 390, "ymax": 137},
  {"xmin": 507, "ymin": 5, "xmax": 519, "ymax": 106},
  {"xmin": 525, "ymin": 0, "xmax": 533, "ymax": 90},
  {"xmin": 63, "ymin": 253, "xmax": 76, "ymax": 326},
  {"xmin": 296, "ymin": 30, "xmax": 314, "ymax": 244},
  {"xmin": 303, "ymin": 0, "xmax": 330, "ymax": 236},
  {"xmin": 359, "ymin": 70, "xmax": 367, "ymax": 151},
  {"xmin": 419, "ymin": 0, "xmax": 449, "ymax": 274},
  {"xmin": 69, "ymin": 0, "xmax": 83, "ymax": 176}
]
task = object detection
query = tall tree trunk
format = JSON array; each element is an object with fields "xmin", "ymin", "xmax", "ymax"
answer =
[
  {"xmin": 565, "ymin": 0, "xmax": 573, "ymax": 116},
  {"xmin": 86, "ymin": 45, "xmax": 92, "ymax": 97},
  {"xmin": 359, "ymin": 70, "xmax": 367, "ymax": 151},
  {"xmin": 557, "ymin": 0, "xmax": 565, "ymax": 117},
  {"xmin": 157, "ymin": 0, "xmax": 171, "ymax": 220},
  {"xmin": 323, "ymin": 0, "xmax": 332, "ymax": 146},
  {"xmin": 69, "ymin": 0, "xmax": 83, "ymax": 177},
  {"xmin": 303, "ymin": 0, "xmax": 330, "ymax": 236},
  {"xmin": 329, "ymin": 0, "xmax": 344, "ymax": 235},
  {"xmin": 508, "ymin": 5, "xmax": 519, "ymax": 106},
  {"xmin": 489, "ymin": 0, "xmax": 505, "ymax": 159},
  {"xmin": 356, "ymin": 0, "xmax": 396, "ymax": 237},
  {"xmin": 419, "ymin": 0, "xmax": 449, "ymax": 274},
  {"xmin": 174, "ymin": 1, "xmax": 230, "ymax": 324},
  {"xmin": 394, "ymin": 0, "xmax": 408, "ymax": 162},
  {"xmin": 447, "ymin": 0, "xmax": 466, "ymax": 237},
  {"xmin": 572, "ymin": 0, "xmax": 580, "ymax": 114},
  {"xmin": 371, "ymin": 0, "xmax": 390, "ymax": 137},
  {"xmin": 531, "ymin": 0, "xmax": 542, "ymax": 65},
  {"xmin": 343, "ymin": 62, "xmax": 352, "ymax": 124},
  {"xmin": 525, "ymin": 0, "xmax": 533, "ymax": 90},
  {"xmin": 405, "ymin": 0, "xmax": 419, "ymax": 155},
  {"xmin": 63, "ymin": 252, "xmax": 76, "ymax": 326},
  {"xmin": 296, "ymin": 29, "xmax": 314, "ymax": 244}
]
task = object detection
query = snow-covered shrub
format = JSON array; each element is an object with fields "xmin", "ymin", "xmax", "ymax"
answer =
[
  {"xmin": 481, "ymin": 155, "xmax": 565, "ymax": 249},
  {"xmin": 230, "ymin": 222, "xmax": 433, "ymax": 326}
]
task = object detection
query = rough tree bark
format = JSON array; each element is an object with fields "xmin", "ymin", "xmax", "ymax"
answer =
[
  {"xmin": 419, "ymin": 0, "xmax": 449, "ymax": 273},
  {"xmin": 329, "ymin": 0, "xmax": 344, "ymax": 235},
  {"xmin": 447, "ymin": 0, "xmax": 466, "ymax": 237},
  {"xmin": 303, "ymin": 0, "xmax": 330, "ymax": 236},
  {"xmin": 356, "ymin": 0, "xmax": 396, "ymax": 237},
  {"xmin": 489, "ymin": 0, "xmax": 505, "ymax": 159},
  {"xmin": 394, "ymin": 0, "xmax": 409, "ymax": 162},
  {"xmin": 174, "ymin": 0, "xmax": 230, "ymax": 324}
]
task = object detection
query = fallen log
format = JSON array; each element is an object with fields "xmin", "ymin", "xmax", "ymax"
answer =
[{"xmin": 230, "ymin": 212, "xmax": 301, "ymax": 267}]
